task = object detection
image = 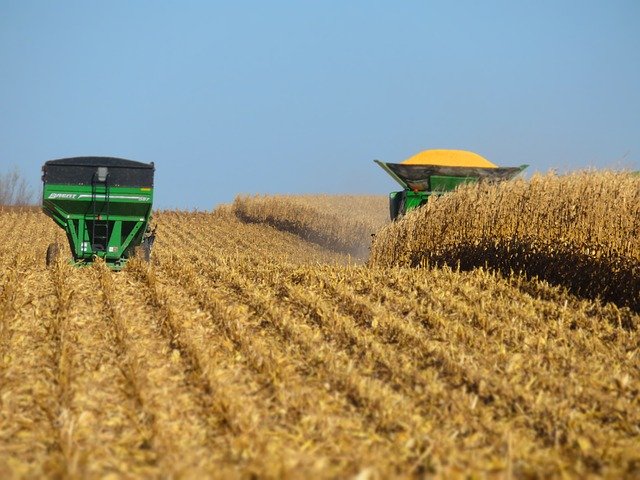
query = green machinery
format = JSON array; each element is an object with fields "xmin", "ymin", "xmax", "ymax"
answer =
[
  {"xmin": 42, "ymin": 157, "xmax": 155, "ymax": 269},
  {"xmin": 375, "ymin": 160, "xmax": 528, "ymax": 220}
]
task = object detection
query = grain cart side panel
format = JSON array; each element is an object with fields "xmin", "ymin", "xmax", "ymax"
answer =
[{"xmin": 42, "ymin": 157, "xmax": 155, "ymax": 270}]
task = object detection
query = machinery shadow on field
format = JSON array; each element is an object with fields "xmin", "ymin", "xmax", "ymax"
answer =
[{"xmin": 410, "ymin": 238, "xmax": 640, "ymax": 317}]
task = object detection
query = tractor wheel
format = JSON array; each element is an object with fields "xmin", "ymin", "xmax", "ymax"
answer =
[{"xmin": 46, "ymin": 243, "xmax": 59, "ymax": 267}]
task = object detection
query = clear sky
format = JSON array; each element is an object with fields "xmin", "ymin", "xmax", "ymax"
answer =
[{"xmin": 1, "ymin": 1, "xmax": 638, "ymax": 209}]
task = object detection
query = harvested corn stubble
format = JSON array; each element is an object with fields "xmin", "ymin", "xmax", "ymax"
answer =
[{"xmin": 0, "ymin": 184, "xmax": 638, "ymax": 478}]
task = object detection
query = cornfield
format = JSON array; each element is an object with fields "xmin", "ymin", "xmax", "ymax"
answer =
[
  {"xmin": 232, "ymin": 194, "xmax": 388, "ymax": 257},
  {"xmin": 0, "ymin": 177, "xmax": 639, "ymax": 478},
  {"xmin": 370, "ymin": 171, "xmax": 640, "ymax": 312}
]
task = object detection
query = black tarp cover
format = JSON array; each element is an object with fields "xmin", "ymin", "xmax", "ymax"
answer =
[{"xmin": 43, "ymin": 157, "xmax": 154, "ymax": 187}]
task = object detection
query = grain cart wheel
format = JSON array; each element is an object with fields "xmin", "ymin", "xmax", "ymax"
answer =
[
  {"xmin": 46, "ymin": 243, "xmax": 59, "ymax": 267},
  {"xmin": 136, "ymin": 227, "xmax": 156, "ymax": 263},
  {"xmin": 389, "ymin": 191, "xmax": 406, "ymax": 221}
]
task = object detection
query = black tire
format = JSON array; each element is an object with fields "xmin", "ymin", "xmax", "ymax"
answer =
[
  {"xmin": 389, "ymin": 191, "xmax": 406, "ymax": 221},
  {"xmin": 46, "ymin": 243, "xmax": 59, "ymax": 267}
]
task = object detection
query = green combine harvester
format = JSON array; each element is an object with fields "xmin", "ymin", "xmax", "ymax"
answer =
[
  {"xmin": 42, "ymin": 157, "xmax": 155, "ymax": 270},
  {"xmin": 375, "ymin": 149, "xmax": 528, "ymax": 220}
]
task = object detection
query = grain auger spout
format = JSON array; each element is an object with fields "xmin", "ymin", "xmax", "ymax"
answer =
[
  {"xmin": 375, "ymin": 149, "xmax": 527, "ymax": 220},
  {"xmin": 42, "ymin": 156, "xmax": 156, "ymax": 269}
]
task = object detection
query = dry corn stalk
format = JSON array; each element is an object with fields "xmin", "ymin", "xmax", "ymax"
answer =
[
  {"xmin": 370, "ymin": 170, "xmax": 640, "ymax": 311},
  {"xmin": 0, "ymin": 196, "xmax": 638, "ymax": 478}
]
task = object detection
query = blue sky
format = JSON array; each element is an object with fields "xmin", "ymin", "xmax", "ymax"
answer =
[{"xmin": 1, "ymin": 1, "xmax": 638, "ymax": 209}]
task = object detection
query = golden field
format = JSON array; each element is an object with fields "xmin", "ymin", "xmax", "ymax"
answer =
[
  {"xmin": 370, "ymin": 171, "xmax": 640, "ymax": 312},
  {"xmin": 0, "ymin": 178, "xmax": 639, "ymax": 479},
  {"xmin": 232, "ymin": 194, "xmax": 388, "ymax": 257}
]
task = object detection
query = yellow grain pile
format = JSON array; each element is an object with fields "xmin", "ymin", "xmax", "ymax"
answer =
[
  {"xmin": 370, "ymin": 170, "xmax": 640, "ymax": 311},
  {"xmin": 401, "ymin": 149, "xmax": 497, "ymax": 167},
  {"xmin": 232, "ymin": 194, "xmax": 387, "ymax": 257}
]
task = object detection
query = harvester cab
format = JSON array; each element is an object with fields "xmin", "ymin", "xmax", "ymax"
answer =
[
  {"xmin": 42, "ymin": 157, "xmax": 155, "ymax": 270},
  {"xmin": 375, "ymin": 150, "xmax": 527, "ymax": 220}
]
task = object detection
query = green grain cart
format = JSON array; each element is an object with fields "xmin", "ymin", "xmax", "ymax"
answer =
[{"xmin": 42, "ymin": 157, "xmax": 155, "ymax": 270}]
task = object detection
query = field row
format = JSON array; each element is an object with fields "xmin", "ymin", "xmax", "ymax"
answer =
[{"xmin": 0, "ymin": 210, "xmax": 638, "ymax": 478}]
